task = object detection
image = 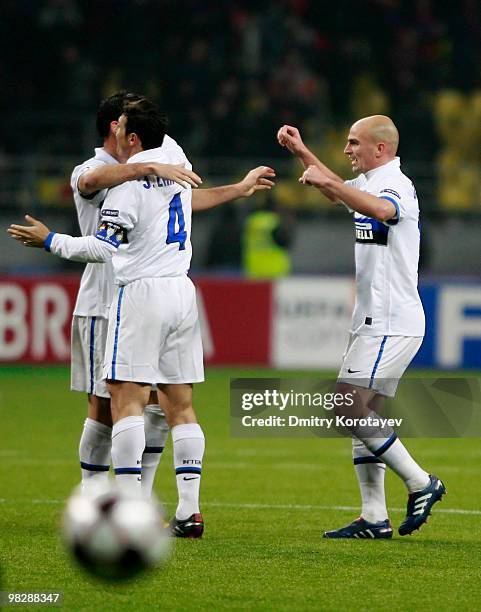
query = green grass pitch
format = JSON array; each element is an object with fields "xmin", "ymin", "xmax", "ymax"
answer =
[{"xmin": 1, "ymin": 366, "xmax": 480, "ymax": 611}]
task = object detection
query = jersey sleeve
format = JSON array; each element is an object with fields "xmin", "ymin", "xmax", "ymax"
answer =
[
  {"xmin": 99, "ymin": 182, "xmax": 138, "ymax": 233},
  {"xmin": 46, "ymin": 232, "xmax": 116, "ymax": 263},
  {"xmin": 92, "ymin": 181, "xmax": 138, "ymax": 249},
  {"xmin": 70, "ymin": 159, "xmax": 108, "ymax": 207},
  {"xmin": 44, "ymin": 181, "xmax": 138, "ymax": 263},
  {"xmin": 375, "ymin": 186, "xmax": 403, "ymax": 225}
]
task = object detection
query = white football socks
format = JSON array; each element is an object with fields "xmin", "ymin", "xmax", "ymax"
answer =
[
  {"xmin": 111, "ymin": 415, "xmax": 145, "ymax": 495},
  {"xmin": 370, "ymin": 436, "xmax": 430, "ymax": 492},
  {"xmin": 352, "ymin": 438, "xmax": 388, "ymax": 523},
  {"xmin": 172, "ymin": 423, "xmax": 205, "ymax": 520},
  {"xmin": 359, "ymin": 427, "xmax": 430, "ymax": 493},
  {"xmin": 79, "ymin": 418, "xmax": 111, "ymax": 490},
  {"xmin": 142, "ymin": 404, "xmax": 169, "ymax": 498}
]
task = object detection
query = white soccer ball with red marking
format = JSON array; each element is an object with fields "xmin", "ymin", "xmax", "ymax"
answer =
[{"xmin": 61, "ymin": 483, "xmax": 172, "ymax": 580}]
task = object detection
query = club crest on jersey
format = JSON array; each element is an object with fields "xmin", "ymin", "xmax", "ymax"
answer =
[
  {"xmin": 95, "ymin": 221, "xmax": 127, "ymax": 248},
  {"xmin": 355, "ymin": 217, "xmax": 389, "ymax": 246}
]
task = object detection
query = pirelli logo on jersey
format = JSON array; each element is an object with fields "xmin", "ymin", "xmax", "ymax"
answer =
[
  {"xmin": 355, "ymin": 217, "xmax": 389, "ymax": 246},
  {"xmin": 95, "ymin": 221, "xmax": 127, "ymax": 248}
]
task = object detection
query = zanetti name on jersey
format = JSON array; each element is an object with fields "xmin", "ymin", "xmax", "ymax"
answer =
[
  {"xmin": 140, "ymin": 176, "xmax": 176, "ymax": 189},
  {"xmin": 355, "ymin": 216, "xmax": 389, "ymax": 246}
]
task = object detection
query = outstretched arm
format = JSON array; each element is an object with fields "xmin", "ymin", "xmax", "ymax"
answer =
[
  {"xmin": 299, "ymin": 166, "xmax": 396, "ymax": 222},
  {"xmin": 8, "ymin": 215, "xmax": 116, "ymax": 262},
  {"xmin": 277, "ymin": 124, "xmax": 343, "ymax": 183},
  {"xmin": 192, "ymin": 166, "xmax": 275, "ymax": 212},
  {"xmin": 78, "ymin": 162, "xmax": 203, "ymax": 195}
]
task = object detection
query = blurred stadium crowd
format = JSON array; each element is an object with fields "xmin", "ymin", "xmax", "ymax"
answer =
[
  {"xmin": 1, "ymin": 0, "xmax": 481, "ymax": 279},
  {"xmin": 2, "ymin": 0, "xmax": 481, "ymax": 212}
]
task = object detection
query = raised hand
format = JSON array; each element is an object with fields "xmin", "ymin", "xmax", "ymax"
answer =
[
  {"xmin": 237, "ymin": 166, "xmax": 276, "ymax": 197},
  {"xmin": 7, "ymin": 215, "xmax": 51, "ymax": 247},
  {"xmin": 299, "ymin": 165, "xmax": 330, "ymax": 188},
  {"xmin": 149, "ymin": 163, "xmax": 203, "ymax": 188},
  {"xmin": 277, "ymin": 125, "xmax": 307, "ymax": 157}
]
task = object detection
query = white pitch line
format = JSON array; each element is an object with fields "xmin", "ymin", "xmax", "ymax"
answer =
[
  {"xmin": 202, "ymin": 502, "xmax": 481, "ymax": 516},
  {"xmin": 0, "ymin": 498, "xmax": 480, "ymax": 516}
]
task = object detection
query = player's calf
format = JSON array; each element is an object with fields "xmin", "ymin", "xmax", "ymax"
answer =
[
  {"xmin": 142, "ymin": 403, "xmax": 169, "ymax": 498},
  {"xmin": 108, "ymin": 381, "xmax": 151, "ymax": 495},
  {"xmin": 79, "ymin": 417, "xmax": 111, "ymax": 491},
  {"xmin": 159, "ymin": 383, "xmax": 205, "ymax": 526}
]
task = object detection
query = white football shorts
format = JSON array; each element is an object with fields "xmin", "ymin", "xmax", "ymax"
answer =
[
  {"xmin": 71, "ymin": 315, "xmax": 110, "ymax": 398},
  {"xmin": 103, "ymin": 276, "xmax": 204, "ymax": 385},
  {"xmin": 337, "ymin": 333, "xmax": 423, "ymax": 397}
]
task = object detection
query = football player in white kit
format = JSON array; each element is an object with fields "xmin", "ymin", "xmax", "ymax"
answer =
[
  {"xmin": 278, "ymin": 116, "xmax": 445, "ymax": 538},
  {"xmin": 70, "ymin": 91, "xmax": 204, "ymax": 500},
  {"xmin": 10, "ymin": 100, "xmax": 276, "ymax": 538}
]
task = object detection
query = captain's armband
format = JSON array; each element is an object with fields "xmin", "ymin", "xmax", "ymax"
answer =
[{"xmin": 95, "ymin": 221, "xmax": 128, "ymax": 248}]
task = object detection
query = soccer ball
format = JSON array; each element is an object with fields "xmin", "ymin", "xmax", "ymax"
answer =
[{"xmin": 61, "ymin": 483, "xmax": 172, "ymax": 580}]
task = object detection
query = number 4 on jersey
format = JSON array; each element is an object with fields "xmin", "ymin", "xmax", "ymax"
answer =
[{"xmin": 166, "ymin": 192, "xmax": 187, "ymax": 251}]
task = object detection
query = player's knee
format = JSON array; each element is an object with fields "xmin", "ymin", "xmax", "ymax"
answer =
[
  {"xmin": 159, "ymin": 385, "xmax": 192, "ymax": 411},
  {"xmin": 88, "ymin": 395, "xmax": 112, "ymax": 427},
  {"xmin": 162, "ymin": 395, "xmax": 196, "ymax": 426},
  {"xmin": 168, "ymin": 398, "xmax": 194, "ymax": 417},
  {"xmin": 334, "ymin": 382, "xmax": 367, "ymax": 419},
  {"xmin": 107, "ymin": 381, "xmax": 148, "ymax": 422}
]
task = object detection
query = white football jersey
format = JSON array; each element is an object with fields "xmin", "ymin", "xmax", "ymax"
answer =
[
  {"xmin": 70, "ymin": 148, "xmax": 117, "ymax": 318},
  {"xmin": 97, "ymin": 139, "xmax": 192, "ymax": 285},
  {"xmin": 345, "ymin": 157, "xmax": 425, "ymax": 337}
]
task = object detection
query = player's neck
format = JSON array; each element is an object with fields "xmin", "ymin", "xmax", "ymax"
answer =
[
  {"xmin": 103, "ymin": 134, "xmax": 120, "ymax": 161},
  {"xmin": 127, "ymin": 144, "xmax": 144, "ymax": 159},
  {"xmin": 367, "ymin": 156, "xmax": 396, "ymax": 172},
  {"xmin": 363, "ymin": 157, "xmax": 396, "ymax": 177}
]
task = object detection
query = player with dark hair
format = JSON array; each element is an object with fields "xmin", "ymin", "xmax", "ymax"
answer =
[
  {"xmin": 10, "ymin": 102, "xmax": 275, "ymax": 537},
  {"xmin": 70, "ymin": 91, "xmax": 204, "ymax": 498},
  {"xmin": 278, "ymin": 116, "xmax": 445, "ymax": 538},
  {"xmin": 118, "ymin": 99, "xmax": 169, "ymax": 151},
  {"xmin": 55, "ymin": 90, "xmax": 272, "ymax": 503},
  {"xmin": 96, "ymin": 91, "xmax": 144, "ymax": 139}
]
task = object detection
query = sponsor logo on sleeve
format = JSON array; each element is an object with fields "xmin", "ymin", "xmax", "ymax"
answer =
[
  {"xmin": 380, "ymin": 188, "xmax": 401, "ymax": 199},
  {"xmin": 101, "ymin": 209, "xmax": 120, "ymax": 217}
]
